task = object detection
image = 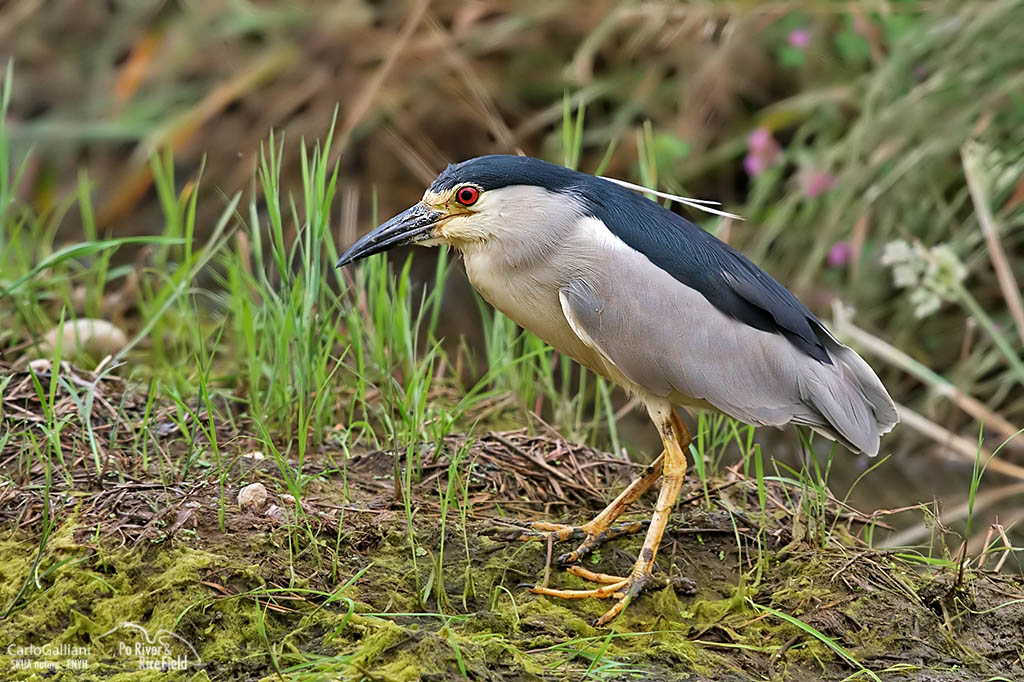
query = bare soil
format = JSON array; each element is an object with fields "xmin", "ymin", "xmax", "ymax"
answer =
[{"xmin": 2, "ymin": 363, "xmax": 1023, "ymax": 681}]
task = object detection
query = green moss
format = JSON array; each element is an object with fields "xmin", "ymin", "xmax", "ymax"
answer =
[
  {"xmin": 0, "ymin": 528, "xmax": 272, "ymax": 680},
  {"xmin": 2, "ymin": 492, "xmax": 1018, "ymax": 682}
]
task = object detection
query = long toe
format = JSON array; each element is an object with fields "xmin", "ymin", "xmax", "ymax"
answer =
[
  {"xmin": 565, "ymin": 566, "xmax": 630, "ymax": 584},
  {"xmin": 557, "ymin": 519, "xmax": 650, "ymax": 565},
  {"xmin": 525, "ymin": 563, "xmax": 695, "ymax": 626},
  {"xmin": 524, "ymin": 565, "xmax": 634, "ymax": 601},
  {"xmin": 501, "ymin": 520, "xmax": 586, "ymax": 544},
  {"xmin": 595, "ymin": 572, "xmax": 656, "ymax": 626},
  {"xmin": 496, "ymin": 518, "xmax": 650, "ymax": 565},
  {"xmin": 528, "ymin": 579, "xmax": 630, "ymax": 600},
  {"xmin": 526, "ymin": 568, "xmax": 656, "ymax": 626}
]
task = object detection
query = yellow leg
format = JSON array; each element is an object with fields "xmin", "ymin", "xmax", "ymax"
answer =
[
  {"xmin": 528, "ymin": 404, "xmax": 691, "ymax": 626},
  {"xmin": 515, "ymin": 453, "xmax": 664, "ymax": 563}
]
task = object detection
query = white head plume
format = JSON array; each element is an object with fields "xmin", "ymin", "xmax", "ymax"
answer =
[{"xmin": 599, "ymin": 176, "xmax": 745, "ymax": 221}]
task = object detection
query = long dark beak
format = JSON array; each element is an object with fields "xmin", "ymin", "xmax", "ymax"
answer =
[{"xmin": 336, "ymin": 203, "xmax": 443, "ymax": 267}]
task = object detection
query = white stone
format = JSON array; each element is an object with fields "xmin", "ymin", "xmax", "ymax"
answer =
[{"xmin": 237, "ymin": 482, "xmax": 268, "ymax": 510}]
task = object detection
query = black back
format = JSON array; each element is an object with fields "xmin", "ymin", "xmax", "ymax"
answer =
[{"xmin": 433, "ymin": 155, "xmax": 832, "ymax": 364}]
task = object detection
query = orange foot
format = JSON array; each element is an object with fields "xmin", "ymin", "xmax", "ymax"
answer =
[
  {"xmin": 523, "ymin": 565, "xmax": 696, "ymax": 626},
  {"xmin": 512, "ymin": 519, "xmax": 650, "ymax": 564}
]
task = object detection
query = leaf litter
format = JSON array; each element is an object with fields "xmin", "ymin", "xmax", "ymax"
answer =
[{"xmin": 2, "ymin": 361, "xmax": 1023, "ymax": 681}]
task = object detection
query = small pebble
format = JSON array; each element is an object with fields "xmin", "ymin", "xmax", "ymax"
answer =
[
  {"xmin": 40, "ymin": 319, "xmax": 128, "ymax": 358},
  {"xmin": 237, "ymin": 482, "xmax": 268, "ymax": 510},
  {"xmin": 264, "ymin": 505, "xmax": 288, "ymax": 524},
  {"xmin": 28, "ymin": 359, "xmax": 53, "ymax": 374}
]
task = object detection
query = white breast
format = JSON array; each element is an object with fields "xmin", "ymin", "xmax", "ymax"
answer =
[
  {"xmin": 458, "ymin": 216, "xmax": 644, "ymax": 392},
  {"xmin": 462, "ymin": 246, "xmax": 573, "ymax": 348}
]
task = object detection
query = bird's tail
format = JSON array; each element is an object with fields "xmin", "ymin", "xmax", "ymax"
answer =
[{"xmin": 796, "ymin": 332, "xmax": 899, "ymax": 457}]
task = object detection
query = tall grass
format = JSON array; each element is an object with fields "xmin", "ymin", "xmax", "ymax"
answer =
[
  {"xmin": 2, "ymin": 51, "xmax": 1017, "ymax": 596},
  {"xmin": 3, "ymin": 8, "xmax": 1024, "ymax": 679}
]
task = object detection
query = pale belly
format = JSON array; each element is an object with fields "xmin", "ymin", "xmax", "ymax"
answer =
[{"xmin": 460, "ymin": 246, "xmax": 716, "ymax": 412}]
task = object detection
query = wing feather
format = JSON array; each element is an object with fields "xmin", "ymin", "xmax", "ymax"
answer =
[
  {"xmin": 579, "ymin": 180, "xmax": 832, "ymax": 364},
  {"xmin": 557, "ymin": 260, "xmax": 895, "ymax": 455}
]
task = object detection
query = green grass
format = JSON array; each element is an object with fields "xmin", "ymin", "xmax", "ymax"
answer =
[
  {"xmin": 0, "ymin": 74, "xmax": 663, "ymax": 638},
  {"xmin": 0, "ymin": 52, "xmax": 1016, "ymax": 547},
  {"xmin": 749, "ymin": 598, "xmax": 882, "ymax": 682},
  {"xmin": 3, "ymin": 8, "xmax": 1024, "ymax": 674}
]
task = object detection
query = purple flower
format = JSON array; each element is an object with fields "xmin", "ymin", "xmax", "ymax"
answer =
[
  {"xmin": 799, "ymin": 168, "xmax": 835, "ymax": 197},
  {"xmin": 743, "ymin": 154, "xmax": 765, "ymax": 176},
  {"xmin": 827, "ymin": 242, "xmax": 854, "ymax": 268},
  {"xmin": 744, "ymin": 127, "xmax": 781, "ymax": 177},
  {"xmin": 748, "ymin": 127, "xmax": 773, "ymax": 152},
  {"xmin": 788, "ymin": 28, "xmax": 811, "ymax": 49}
]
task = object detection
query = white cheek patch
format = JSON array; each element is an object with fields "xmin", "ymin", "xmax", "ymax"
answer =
[{"xmin": 437, "ymin": 214, "xmax": 490, "ymax": 243}]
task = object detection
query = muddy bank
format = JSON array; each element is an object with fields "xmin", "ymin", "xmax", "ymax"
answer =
[{"xmin": 2, "ymin": 436, "xmax": 1022, "ymax": 681}]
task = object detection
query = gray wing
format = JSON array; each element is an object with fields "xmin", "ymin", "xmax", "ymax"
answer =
[{"xmin": 558, "ymin": 264, "xmax": 897, "ymax": 455}]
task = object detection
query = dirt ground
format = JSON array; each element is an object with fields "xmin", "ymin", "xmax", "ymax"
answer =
[
  {"xmin": 0, "ymin": 362, "xmax": 1022, "ymax": 681},
  {"xmin": 3, "ymin": 426, "xmax": 1024, "ymax": 681}
]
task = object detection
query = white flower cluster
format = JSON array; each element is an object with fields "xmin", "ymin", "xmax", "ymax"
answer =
[{"xmin": 881, "ymin": 239, "xmax": 967, "ymax": 318}]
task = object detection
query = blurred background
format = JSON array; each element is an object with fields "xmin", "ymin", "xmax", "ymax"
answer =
[{"xmin": 2, "ymin": 1, "xmax": 1023, "ymax": 541}]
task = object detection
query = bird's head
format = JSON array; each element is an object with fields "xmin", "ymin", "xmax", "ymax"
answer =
[{"xmin": 336, "ymin": 155, "xmax": 585, "ymax": 266}]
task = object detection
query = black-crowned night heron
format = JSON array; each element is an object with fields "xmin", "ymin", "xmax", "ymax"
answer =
[{"xmin": 337, "ymin": 155, "xmax": 898, "ymax": 625}]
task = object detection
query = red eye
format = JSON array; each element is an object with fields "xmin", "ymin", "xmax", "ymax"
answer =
[{"xmin": 456, "ymin": 186, "xmax": 480, "ymax": 206}]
